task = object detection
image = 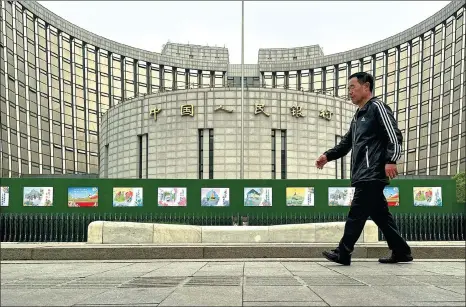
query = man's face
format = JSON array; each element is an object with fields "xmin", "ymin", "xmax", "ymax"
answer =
[{"xmin": 348, "ymin": 77, "xmax": 368, "ymax": 105}]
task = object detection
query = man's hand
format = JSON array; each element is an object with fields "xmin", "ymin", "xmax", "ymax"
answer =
[
  {"xmin": 315, "ymin": 154, "xmax": 328, "ymax": 169},
  {"xmin": 385, "ymin": 163, "xmax": 398, "ymax": 179}
]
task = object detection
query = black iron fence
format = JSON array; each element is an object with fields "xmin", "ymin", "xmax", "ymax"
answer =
[{"xmin": 0, "ymin": 212, "xmax": 464, "ymax": 243}]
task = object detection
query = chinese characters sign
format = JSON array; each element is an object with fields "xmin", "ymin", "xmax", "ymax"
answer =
[
  {"xmin": 215, "ymin": 105, "xmax": 233, "ymax": 113},
  {"xmin": 254, "ymin": 104, "xmax": 270, "ymax": 117},
  {"xmin": 181, "ymin": 105, "xmax": 194, "ymax": 117},
  {"xmin": 319, "ymin": 109, "xmax": 333, "ymax": 121},
  {"xmin": 149, "ymin": 108, "xmax": 161, "ymax": 120},
  {"xmin": 290, "ymin": 106, "xmax": 304, "ymax": 118},
  {"xmin": 147, "ymin": 104, "xmax": 312, "ymax": 119}
]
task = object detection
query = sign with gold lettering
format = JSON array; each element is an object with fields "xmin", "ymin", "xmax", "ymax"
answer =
[
  {"xmin": 319, "ymin": 109, "xmax": 333, "ymax": 121},
  {"xmin": 290, "ymin": 106, "xmax": 304, "ymax": 118},
  {"xmin": 149, "ymin": 108, "xmax": 161, "ymax": 120},
  {"xmin": 254, "ymin": 103, "xmax": 270, "ymax": 117},
  {"xmin": 181, "ymin": 104, "xmax": 194, "ymax": 117},
  {"xmin": 215, "ymin": 105, "xmax": 233, "ymax": 113}
]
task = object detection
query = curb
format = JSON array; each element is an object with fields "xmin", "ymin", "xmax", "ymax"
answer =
[{"xmin": 1, "ymin": 242, "xmax": 464, "ymax": 260}]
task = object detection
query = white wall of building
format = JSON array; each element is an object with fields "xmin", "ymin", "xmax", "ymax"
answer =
[{"xmin": 99, "ymin": 88, "xmax": 355, "ymax": 179}]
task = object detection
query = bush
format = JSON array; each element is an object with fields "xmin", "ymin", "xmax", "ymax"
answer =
[{"xmin": 453, "ymin": 172, "xmax": 465, "ymax": 204}]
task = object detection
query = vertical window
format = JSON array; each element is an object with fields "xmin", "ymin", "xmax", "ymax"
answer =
[
  {"xmin": 104, "ymin": 144, "xmax": 109, "ymax": 178},
  {"xmin": 150, "ymin": 64, "xmax": 160, "ymax": 93},
  {"xmin": 313, "ymin": 69, "xmax": 322, "ymax": 92},
  {"xmin": 176, "ymin": 68, "xmax": 186, "ymax": 90},
  {"xmin": 201, "ymin": 72, "xmax": 210, "ymax": 88},
  {"xmin": 214, "ymin": 71, "xmax": 223, "ymax": 88},
  {"xmin": 137, "ymin": 62, "xmax": 148, "ymax": 95},
  {"xmin": 111, "ymin": 55, "xmax": 122, "ymax": 105},
  {"xmin": 276, "ymin": 72, "xmax": 285, "ymax": 89},
  {"xmin": 300, "ymin": 71, "xmax": 309, "ymax": 91},
  {"xmin": 263, "ymin": 72, "xmax": 273, "ymax": 88},
  {"xmin": 209, "ymin": 129, "xmax": 214, "ymax": 179},
  {"xmin": 189, "ymin": 69, "xmax": 199, "ymax": 88},
  {"xmin": 325, "ymin": 66, "xmax": 335, "ymax": 96},
  {"xmin": 337, "ymin": 64, "xmax": 348, "ymax": 98},
  {"xmin": 198, "ymin": 129, "xmax": 203, "ymax": 179},
  {"xmin": 288, "ymin": 71, "xmax": 297, "ymax": 90},
  {"xmin": 164, "ymin": 66, "xmax": 173, "ymax": 91},
  {"xmin": 137, "ymin": 133, "xmax": 148, "ymax": 179}
]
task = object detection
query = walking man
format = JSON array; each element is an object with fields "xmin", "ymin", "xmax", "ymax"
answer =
[{"xmin": 315, "ymin": 72, "xmax": 413, "ymax": 265}]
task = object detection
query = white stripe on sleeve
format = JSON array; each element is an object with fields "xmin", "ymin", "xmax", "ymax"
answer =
[{"xmin": 373, "ymin": 100, "xmax": 401, "ymax": 161}]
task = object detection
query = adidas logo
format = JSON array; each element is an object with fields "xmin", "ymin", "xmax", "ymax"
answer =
[{"xmin": 361, "ymin": 117, "xmax": 366, "ymax": 122}]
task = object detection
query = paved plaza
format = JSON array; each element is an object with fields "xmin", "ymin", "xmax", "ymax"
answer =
[{"xmin": 1, "ymin": 259, "xmax": 464, "ymax": 306}]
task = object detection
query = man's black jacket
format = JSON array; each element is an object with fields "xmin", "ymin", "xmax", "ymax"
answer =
[{"xmin": 324, "ymin": 97, "xmax": 402, "ymax": 186}]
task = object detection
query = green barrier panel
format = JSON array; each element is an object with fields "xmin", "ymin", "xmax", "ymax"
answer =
[
  {"xmin": 0, "ymin": 178, "xmax": 463, "ymax": 242},
  {"xmin": 0, "ymin": 178, "xmax": 461, "ymax": 214}
]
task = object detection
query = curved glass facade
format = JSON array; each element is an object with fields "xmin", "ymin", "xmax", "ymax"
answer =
[{"xmin": 1, "ymin": 0, "xmax": 465, "ymax": 177}]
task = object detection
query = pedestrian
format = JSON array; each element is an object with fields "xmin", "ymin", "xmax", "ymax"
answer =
[{"xmin": 315, "ymin": 72, "xmax": 413, "ymax": 266}]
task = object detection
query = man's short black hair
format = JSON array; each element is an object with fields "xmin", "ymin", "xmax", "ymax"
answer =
[{"xmin": 349, "ymin": 72, "xmax": 374, "ymax": 93}]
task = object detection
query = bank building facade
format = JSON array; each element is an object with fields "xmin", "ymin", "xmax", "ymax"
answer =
[{"xmin": 1, "ymin": 1, "xmax": 465, "ymax": 180}]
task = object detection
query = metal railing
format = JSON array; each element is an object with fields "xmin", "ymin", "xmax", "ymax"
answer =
[{"xmin": 1, "ymin": 212, "xmax": 463, "ymax": 243}]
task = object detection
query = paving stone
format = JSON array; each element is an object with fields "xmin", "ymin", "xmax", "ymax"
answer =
[
  {"xmin": 194, "ymin": 264, "xmax": 243, "ymax": 276},
  {"xmin": 291, "ymin": 270, "xmax": 343, "ymax": 276},
  {"xmin": 244, "ymin": 268, "xmax": 293, "ymax": 276},
  {"xmin": 408, "ymin": 302, "xmax": 466, "ymax": 306},
  {"xmin": 119, "ymin": 277, "xmax": 186, "ymax": 288},
  {"xmin": 1, "ymin": 260, "xmax": 464, "ymax": 306},
  {"xmin": 54, "ymin": 276, "xmax": 138, "ymax": 289},
  {"xmin": 374, "ymin": 285, "xmax": 465, "ymax": 302},
  {"xmin": 310, "ymin": 286, "xmax": 409, "ymax": 306},
  {"xmin": 95, "ymin": 262, "xmax": 172, "ymax": 277},
  {"xmin": 158, "ymin": 286, "xmax": 242, "ymax": 306},
  {"xmin": 245, "ymin": 276, "xmax": 302, "ymax": 286},
  {"xmin": 301, "ymin": 275, "xmax": 366, "ymax": 286},
  {"xmin": 243, "ymin": 302, "xmax": 328, "ymax": 306},
  {"xmin": 0, "ymin": 288, "xmax": 109, "ymax": 306},
  {"xmin": 141, "ymin": 262, "xmax": 207, "ymax": 277},
  {"xmin": 280, "ymin": 262, "xmax": 327, "ymax": 272},
  {"xmin": 1, "ymin": 277, "xmax": 77, "ymax": 289},
  {"xmin": 435, "ymin": 286, "xmax": 465, "ymax": 295},
  {"xmin": 401, "ymin": 275, "xmax": 465, "ymax": 286},
  {"xmin": 184, "ymin": 276, "xmax": 241, "ymax": 287},
  {"xmin": 350, "ymin": 275, "xmax": 430, "ymax": 286},
  {"xmin": 74, "ymin": 288, "xmax": 173, "ymax": 305},
  {"xmin": 244, "ymin": 262, "xmax": 285, "ymax": 268},
  {"xmin": 243, "ymin": 286, "xmax": 322, "ymax": 302}
]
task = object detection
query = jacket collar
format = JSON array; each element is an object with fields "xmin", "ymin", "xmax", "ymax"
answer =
[
  {"xmin": 359, "ymin": 97, "xmax": 378, "ymax": 112},
  {"xmin": 354, "ymin": 97, "xmax": 378, "ymax": 116},
  {"xmin": 353, "ymin": 97, "xmax": 378, "ymax": 121}
]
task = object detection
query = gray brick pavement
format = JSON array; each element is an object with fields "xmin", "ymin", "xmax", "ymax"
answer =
[{"xmin": 1, "ymin": 260, "xmax": 464, "ymax": 306}]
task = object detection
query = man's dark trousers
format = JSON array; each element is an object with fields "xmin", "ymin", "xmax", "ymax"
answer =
[{"xmin": 338, "ymin": 181, "xmax": 411, "ymax": 255}]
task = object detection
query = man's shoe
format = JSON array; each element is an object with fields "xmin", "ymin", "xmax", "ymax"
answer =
[
  {"xmin": 322, "ymin": 249, "xmax": 351, "ymax": 265},
  {"xmin": 379, "ymin": 253, "xmax": 413, "ymax": 264}
]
